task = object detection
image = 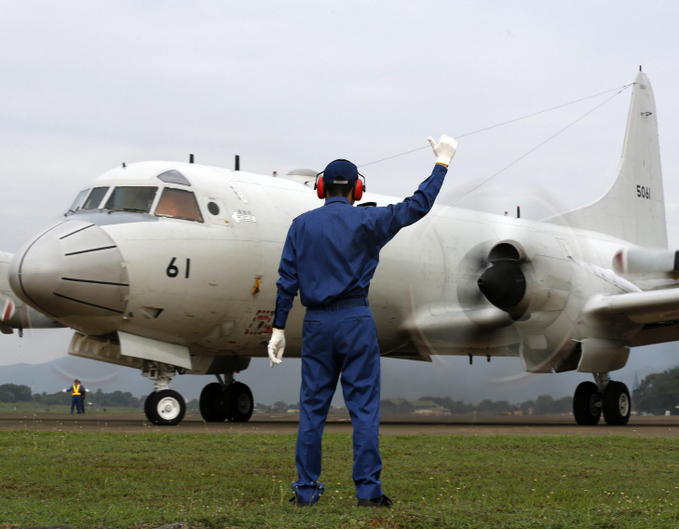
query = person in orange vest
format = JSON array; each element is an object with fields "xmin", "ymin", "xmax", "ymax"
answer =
[{"xmin": 64, "ymin": 379, "xmax": 85, "ymax": 414}]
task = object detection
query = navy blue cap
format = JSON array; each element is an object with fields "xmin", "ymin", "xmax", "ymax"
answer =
[{"xmin": 322, "ymin": 159, "xmax": 358, "ymax": 185}]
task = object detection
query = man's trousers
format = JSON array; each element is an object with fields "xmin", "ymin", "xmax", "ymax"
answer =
[{"xmin": 292, "ymin": 304, "xmax": 383, "ymax": 502}]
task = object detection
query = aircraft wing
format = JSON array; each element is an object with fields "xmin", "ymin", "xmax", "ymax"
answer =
[
  {"xmin": 396, "ymin": 304, "xmax": 521, "ymax": 355},
  {"xmin": 585, "ymin": 288, "xmax": 679, "ymax": 347}
]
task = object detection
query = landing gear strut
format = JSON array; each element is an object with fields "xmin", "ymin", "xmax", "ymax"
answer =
[
  {"xmin": 573, "ymin": 373, "xmax": 631, "ymax": 426},
  {"xmin": 199, "ymin": 373, "xmax": 254, "ymax": 423},
  {"xmin": 142, "ymin": 362, "xmax": 186, "ymax": 426}
]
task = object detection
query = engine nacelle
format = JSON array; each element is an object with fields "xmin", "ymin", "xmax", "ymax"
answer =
[
  {"xmin": 486, "ymin": 241, "xmax": 639, "ymax": 374},
  {"xmin": 478, "ymin": 240, "xmax": 572, "ymax": 321},
  {"xmin": 576, "ymin": 338, "xmax": 630, "ymax": 373}
]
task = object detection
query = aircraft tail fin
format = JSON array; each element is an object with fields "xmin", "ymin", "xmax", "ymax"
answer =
[{"xmin": 544, "ymin": 71, "xmax": 667, "ymax": 249}]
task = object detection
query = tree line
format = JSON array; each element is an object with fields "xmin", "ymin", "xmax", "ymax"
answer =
[
  {"xmin": 633, "ymin": 366, "xmax": 679, "ymax": 415},
  {"xmin": 380, "ymin": 395, "xmax": 573, "ymax": 416},
  {"xmin": 0, "ymin": 384, "xmax": 142, "ymax": 409}
]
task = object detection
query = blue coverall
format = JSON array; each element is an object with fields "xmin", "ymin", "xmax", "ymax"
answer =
[
  {"xmin": 69, "ymin": 384, "xmax": 84, "ymax": 414},
  {"xmin": 273, "ymin": 163, "xmax": 448, "ymax": 503}
]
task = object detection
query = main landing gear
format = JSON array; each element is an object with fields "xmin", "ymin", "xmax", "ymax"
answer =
[
  {"xmin": 573, "ymin": 373, "xmax": 631, "ymax": 426},
  {"xmin": 199, "ymin": 373, "xmax": 254, "ymax": 423}
]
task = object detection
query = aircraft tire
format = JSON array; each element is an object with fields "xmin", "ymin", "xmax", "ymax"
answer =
[
  {"xmin": 144, "ymin": 393, "xmax": 155, "ymax": 419},
  {"xmin": 145, "ymin": 389, "xmax": 186, "ymax": 426},
  {"xmin": 199, "ymin": 382, "xmax": 228, "ymax": 422},
  {"xmin": 573, "ymin": 381, "xmax": 602, "ymax": 425},
  {"xmin": 226, "ymin": 382, "xmax": 254, "ymax": 422},
  {"xmin": 602, "ymin": 381, "xmax": 631, "ymax": 426}
]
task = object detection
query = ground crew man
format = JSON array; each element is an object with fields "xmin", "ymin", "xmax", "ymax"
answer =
[
  {"xmin": 64, "ymin": 379, "xmax": 85, "ymax": 414},
  {"xmin": 268, "ymin": 134, "xmax": 458, "ymax": 507}
]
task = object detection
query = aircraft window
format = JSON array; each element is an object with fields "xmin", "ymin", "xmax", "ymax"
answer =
[
  {"xmin": 155, "ymin": 188, "xmax": 204, "ymax": 222},
  {"xmin": 82, "ymin": 187, "xmax": 109, "ymax": 210},
  {"xmin": 207, "ymin": 201, "xmax": 220, "ymax": 215},
  {"xmin": 104, "ymin": 186, "xmax": 157, "ymax": 213},
  {"xmin": 67, "ymin": 189, "xmax": 89, "ymax": 213},
  {"xmin": 157, "ymin": 170, "xmax": 191, "ymax": 186}
]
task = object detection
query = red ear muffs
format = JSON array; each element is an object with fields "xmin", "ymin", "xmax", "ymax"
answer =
[
  {"xmin": 315, "ymin": 173, "xmax": 365, "ymax": 200},
  {"xmin": 354, "ymin": 178, "xmax": 363, "ymax": 201},
  {"xmin": 315, "ymin": 175, "xmax": 325, "ymax": 199}
]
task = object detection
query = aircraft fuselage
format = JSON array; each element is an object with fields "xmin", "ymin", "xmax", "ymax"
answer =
[{"xmin": 9, "ymin": 161, "xmax": 657, "ymax": 375}]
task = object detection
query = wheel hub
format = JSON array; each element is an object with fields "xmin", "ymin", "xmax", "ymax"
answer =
[
  {"xmin": 236, "ymin": 393, "xmax": 251, "ymax": 414},
  {"xmin": 618, "ymin": 393, "xmax": 630, "ymax": 416},
  {"xmin": 157, "ymin": 397, "xmax": 180, "ymax": 420}
]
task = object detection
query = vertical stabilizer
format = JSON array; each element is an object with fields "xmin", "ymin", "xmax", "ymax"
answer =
[{"xmin": 545, "ymin": 71, "xmax": 667, "ymax": 248}]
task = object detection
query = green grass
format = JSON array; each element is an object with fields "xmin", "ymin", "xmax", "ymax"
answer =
[{"xmin": 1, "ymin": 431, "xmax": 678, "ymax": 529}]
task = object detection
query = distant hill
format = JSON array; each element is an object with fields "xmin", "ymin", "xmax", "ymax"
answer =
[{"xmin": 0, "ymin": 354, "xmax": 302, "ymax": 404}]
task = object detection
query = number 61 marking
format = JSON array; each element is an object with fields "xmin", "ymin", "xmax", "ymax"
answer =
[{"xmin": 167, "ymin": 257, "xmax": 191, "ymax": 279}]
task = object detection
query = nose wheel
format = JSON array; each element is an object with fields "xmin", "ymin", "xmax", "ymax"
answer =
[
  {"xmin": 144, "ymin": 389, "xmax": 186, "ymax": 426},
  {"xmin": 199, "ymin": 381, "xmax": 254, "ymax": 422}
]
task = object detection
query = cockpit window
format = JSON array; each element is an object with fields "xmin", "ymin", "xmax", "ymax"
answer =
[
  {"xmin": 155, "ymin": 188, "xmax": 204, "ymax": 222},
  {"xmin": 104, "ymin": 186, "xmax": 157, "ymax": 213},
  {"xmin": 82, "ymin": 187, "xmax": 109, "ymax": 210},
  {"xmin": 157, "ymin": 170, "xmax": 191, "ymax": 186},
  {"xmin": 68, "ymin": 189, "xmax": 89, "ymax": 213}
]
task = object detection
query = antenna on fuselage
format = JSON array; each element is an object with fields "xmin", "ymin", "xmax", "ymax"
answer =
[
  {"xmin": 189, "ymin": 154, "xmax": 194, "ymax": 164},
  {"xmin": 235, "ymin": 155, "xmax": 240, "ymax": 171}
]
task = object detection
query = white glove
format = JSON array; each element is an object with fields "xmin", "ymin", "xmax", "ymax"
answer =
[
  {"xmin": 267, "ymin": 328, "xmax": 285, "ymax": 367},
  {"xmin": 427, "ymin": 134, "xmax": 458, "ymax": 166}
]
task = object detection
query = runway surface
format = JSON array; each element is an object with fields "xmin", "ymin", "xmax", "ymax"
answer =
[{"xmin": 1, "ymin": 412, "xmax": 679, "ymax": 437}]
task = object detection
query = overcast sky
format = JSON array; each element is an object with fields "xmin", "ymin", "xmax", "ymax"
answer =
[{"xmin": 2, "ymin": 1, "xmax": 679, "ymax": 401}]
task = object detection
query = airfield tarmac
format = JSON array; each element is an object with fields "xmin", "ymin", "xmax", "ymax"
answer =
[{"xmin": 1, "ymin": 412, "xmax": 679, "ymax": 437}]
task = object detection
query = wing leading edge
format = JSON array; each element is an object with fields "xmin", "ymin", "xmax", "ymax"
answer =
[{"xmin": 585, "ymin": 287, "xmax": 679, "ymax": 347}]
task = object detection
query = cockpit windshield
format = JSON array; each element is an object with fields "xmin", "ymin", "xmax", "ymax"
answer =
[
  {"xmin": 155, "ymin": 188, "xmax": 204, "ymax": 222},
  {"xmin": 67, "ymin": 186, "xmax": 110, "ymax": 214},
  {"xmin": 66, "ymin": 184, "xmax": 204, "ymax": 222},
  {"xmin": 104, "ymin": 187, "xmax": 157, "ymax": 213},
  {"xmin": 68, "ymin": 189, "xmax": 89, "ymax": 213},
  {"xmin": 82, "ymin": 187, "xmax": 109, "ymax": 210}
]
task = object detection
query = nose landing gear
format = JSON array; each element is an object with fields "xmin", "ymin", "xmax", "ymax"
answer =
[
  {"xmin": 145, "ymin": 389, "xmax": 186, "ymax": 426},
  {"xmin": 142, "ymin": 363, "xmax": 186, "ymax": 426}
]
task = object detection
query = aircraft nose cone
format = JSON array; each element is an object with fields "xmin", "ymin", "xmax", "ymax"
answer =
[{"xmin": 9, "ymin": 220, "xmax": 129, "ymax": 331}]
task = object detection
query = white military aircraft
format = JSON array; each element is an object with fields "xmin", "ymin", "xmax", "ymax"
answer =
[{"xmin": 3, "ymin": 70, "xmax": 677, "ymax": 427}]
